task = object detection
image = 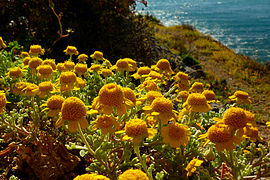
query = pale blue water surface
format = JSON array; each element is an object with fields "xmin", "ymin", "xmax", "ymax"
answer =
[{"xmin": 137, "ymin": 0, "xmax": 270, "ymax": 62}]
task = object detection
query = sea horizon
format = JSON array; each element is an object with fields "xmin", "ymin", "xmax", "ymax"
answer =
[{"xmin": 136, "ymin": 0, "xmax": 270, "ymax": 63}]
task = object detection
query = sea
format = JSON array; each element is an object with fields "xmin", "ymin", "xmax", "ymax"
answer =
[{"xmin": 136, "ymin": 0, "xmax": 270, "ymax": 63}]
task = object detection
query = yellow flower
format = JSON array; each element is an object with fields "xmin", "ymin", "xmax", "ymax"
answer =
[
  {"xmin": 140, "ymin": 91, "xmax": 163, "ymax": 104},
  {"xmin": 0, "ymin": 37, "xmax": 7, "ymax": 49},
  {"xmin": 20, "ymin": 51, "xmax": 29, "ymax": 58},
  {"xmin": 56, "ymin": 97, "xmax": 88, "ymax": 132},
  {"xmin": 123, "ymin": 119, "xmax": 148, "ymax": 144},
  {"xmin": 95, "ymin": 83, "xmax": 133, "ymax": 116},
  {"xmin": 23, "ymin": 57, "xmax": 31, "ymax": 66},
  {"xmin": 101, "ymin": 68, "xmax": 113, "ymax": 77},
  {"xmin": 183, "ymin": 93, "xmax": 212, "ymax": 112},
  {"xmin": 42, "ymin": 59, "xmax": 57, "ymax": 70},
  {"xmin": 36, "ymin": 81, "xmax": 55, "ymax": 98},
  {"xmin": 59, "ymin": 71, "xmax": 77, "ymax": 92},
  {"xmin": 93, "ymin": 115, "xmax": 119, "ymax": 134},
  {"xmin": 244, "ymin": 110, "xmax": 256, "ymax": 126},
  {"xmin": 243, "ymin": 124, "xmax": 263, "ymax": 142},
  {"xmin": 12, "ymin": 82, "xmax": 29, "ymax": 95},
  {"xmin": 56, "ymin": 63, "xmax": 66, "ymax": 72},
  {"xmin": 37, "ymin": 65, "xmax": 53, "ymax": 80},
  {"xmin": 0, "ymin": 92, "xmax": 8, "ymax": 113},
  {"xmin": 90, "ymin": 51, "xmax": 104, "ymax": 61},
  {"xmin": 74, "ymin": 173, "xmax": 109, "ymax": 180},
  {"xmin": 153, "ymin": 59, "xmax": 174, "ymax": 75},
  {"xmin": 89, "ymin": 64, "xmax": 102, "ymax": 73},
  {"xmin": 202, "ymin": 90, "xmax": 215, "ymax": 101},
  {"xmin": 7, "ymin": 67, "xmax": 23, "ymax": 80},
  {"xmin": 146, "ymin": 71, "xmax": 162, "ymax": 81},
  {"xmin": 229, "ymin": 90, "xmax": 251, "ymax": 104},
  {"xmin": 43, "ymin": 95, "xmax": 65, "ymax": 117},
  {"xmin": 161, "ymin": 122, "xmax": 190, "ymax": 148},
  {"xmin": 132, "ymin": 66, "xmax": 151, "ymax": 79},
  {"xmin": 76, "ymin": 77, "xmax": 87, "ymax": 88},
  {"xmin": 185, "ymin": 158, "xmax": 203, "ymax": 176},
  {"xmin": 175, "ymin": 82, "xmax": 189, "ymax": 91},
  {"xmin": 176, "ymin": 91, "xmax": 189, "ymax": 102},
  {"xmin": 143, "ymin": 97, "xmax": 175, "ymax": 124},
  {"xmin": 266, "ymin": 122, "xmax": 270, "ymax": 127},
  {"xmin": 138, "ymin": 80, "xmax": 160, "ymax": 92},
  {"xmin": 222, "ymin": 107, "xmax": 247, "ymax": 129},
  {"xmin": 111, "ymin": 59, "xmax": 132, "ymax": 72},
  {"xmin": 23, "ymin": 83, "xmax": 39, "ymax": 97},
  {"xmin": 199, "ymin": 123, "xmax": 238, "ymax": 152},
  {"xmin": 77, "ymin": 54, "xmax": 88, "ymax": 62},
  {"xmin": 190, "ymin": 82, "xmax": 204, "ymax": 93},
  {"xmin": 122, "ymin": 87, "xmax": 137, "ymax": 105},
  {"xmin": 173, "ymin": 71, "xmax": 189, "ymax": 83},
  {"xmin": 29, "ymin": 45, "xmax": 45, "ymax": 56},
  {"xmin": 123, "ymin": 58, "xmax": 137, "ymax": 71},
  {"xmin": 64, "ymin": 61, "xmax": 75, "ymax": 71},
  {"xmin": 28, "ymin": 57, "xmax": 43, "ymax": 70},
  {"xmin": 63, "ymin": 46, "xmax": 79, "ymax": 56},
  {"xmin": 118, "ymin": 169, "xmax": 149, "ymax": 180},
  {"xmin": 75, "ymin": 63, "xmax": 88, "ymax": 76}
]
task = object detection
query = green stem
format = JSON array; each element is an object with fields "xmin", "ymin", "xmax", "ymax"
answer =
[{"xmin": 134, "ymin": 145, "xmax": 153, "ymax": 180}]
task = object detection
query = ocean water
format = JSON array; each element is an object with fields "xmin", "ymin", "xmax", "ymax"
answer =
[{"xmin": 136, "ymin": 0, "xmax": 270, "ymax": 62}]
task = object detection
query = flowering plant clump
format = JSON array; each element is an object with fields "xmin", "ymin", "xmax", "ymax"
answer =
[{"xmin": 0, "ymin": 41, "xmax": 269, "ymax": 180}]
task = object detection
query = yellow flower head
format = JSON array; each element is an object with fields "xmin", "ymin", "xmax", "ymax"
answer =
[
  {"xmin": 138, "ymin": 80, "xmax": 160, "ymax": 92},
  {"xmin": 37, "ymin": 81, "xmax": 54, "ymax": 98},
  {"xmin": 37, "ymin": 65, "xmax": 53, "ymax": 80},
  {"xmin": 29, "ymin": 45, "xmax": 45, "ymax": 56},
  {"xmin": 97, "ymin": 83, "xmax": 132, "ymax": 116},
  {"xmin": 0, "ymin": 37, "xmax": 7, "ymax": 49},
  {"xmin": 132, "ymin": 66, "xmax": 151, "ymax": 79},
  {"xmin": 93, "ymin": 115, "xmax": 119, "ymax": 134},
  {"xmin": 0, "ymin": 92, "xmax": 8, "ymax": 113},
  {"xmin": 145, "ymin": 91, "xmax": 163, "ymax": 103},
  {"xmin": 56, "ymin": 63, "xmax": 66, "ymax": 72},
  {"xmin": 122, "ymin": 87, "xmax": 136, "ymax": 105},
  {"xmin": 90, "ymin": 51, "xmax": 104, "ymax": 61},
  {"xmin": 23, "ymin": 83, "xmax": 39, "ymax": 97},
  {"xmin": 161, "ymin": 122, "xmax": 190, "ymax": 148},
  {"xmin": 185, "ymin": 158, "xmax": 204, "ymax": 176},
  {"xmin": 63, "ymin": 46, "xmax": 79, "ymax": 56},
  {"xmin": 64, "ymin": 61, "xmax": 75, "ymax": 71},
  {"xmin": 124, "ymin": 119, "xmax": 148, "ymax": 144},
  {"xmin": 111, "ymin": 59, "xmax": 132, "ymax": 72},
  {"xmin": 123, "ymin": 58, "xmax": 137, "ymax": 71},
  {"xmin": 59, "ymin": 71, "xmax": 77, "ymax": 92},
  {"xmin": 77, "ymin": 54, "xmax": 88, "ymax": 62},
  {"xmin": 175, "ymin": 82, "xmax": 189, "ymax": 91},
  {"xmin": 174, "ymin": 71, "xmax": 189, "ymax": 82},
  {"xmin": 74, "ymin": 173, "xmax": 109, "ymax": 180},
  {"xmin": 144, "ymin": 97, "xmax": 175, "ymax": 124},
  {"xmin": 89, "ymin": 64, "xmax": 102, "ymax": 72},
  {"xmin": 229, "ymin": 90, "xmax": 251, "ymax": 104},
  {"xmin": 75, "ymin": 63, "xmax": 88, "ymax": 76},
  {"xmin": 223, "ymin": 107, "xmax": 247, "ymax": 129},
  {"xmin": 199, "ymin": 123, "xmax": 237, "ymax": 152},
  {"xmin": 243, "ymin": 124, "xmax": 262, "ymax": 142},
  {"xmin": 13, "ymin": 82, "xmax": 29, "ymax": 95},
  {"xmin": 20, "ymin": 51, "xmax": 29, "ymax": 58},
  {"xmin": 118, "ymin": 169, "xmax": 149, "ymax": 180},
  {"xmin": 76, "ymin": 77, "xmax": 87, "ymax": 88},
  {"xmin": 190, "ymin": 82, "xmax": 204, "ymax": 93},
  {"xmin": 42, "ymin": 59, "xmax": 57, "ymax": 70},
  {"xmin": 45, "ymin": 95, "xmax": 65, "ymax": 117},
  {"xmin": 147, "ymin": 71, "xmax": 162, "ymax": 81},
  {"xmin": 101, "ymin": 68, "xmax": 113, "ymax": 77},
  {"xmin": 23, "ymin": 57, "xmax": 31, "ymax": 65},
  {"xmin": 7, "ymin": 67, "xmax": 23, "ymax": 80},
  {"xmin": 154, "ymin": 59, "xmax": 174, "ymax": 74},
  {"xmin": 28, "ymin": 57, "xmax": 43, "ymax": 70},
  {"xmin": 202, "ymin": 90, "xmax": 216, "ymax": 101},
  {"xmin": 177, "ymin": 91, "xmax": 189, "ymax": 101},
  {"xmin": 56, "ymin": 97, "xmax": 88, "ymax": 132},
  {"xmin": 183, "ymin": 93, "xmax": 212, "ymax": 112}
]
